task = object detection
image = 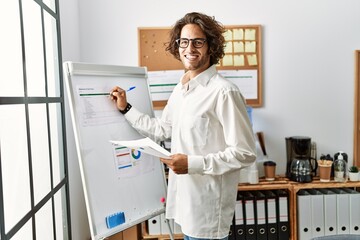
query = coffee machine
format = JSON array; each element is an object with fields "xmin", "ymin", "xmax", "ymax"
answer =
[{"xmin": 286, "ymin": 136, "xmax": 313, "ymax": 183}]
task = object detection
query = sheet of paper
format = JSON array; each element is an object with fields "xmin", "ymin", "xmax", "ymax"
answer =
[
  {"xmin": 110, "ymin": 137, "xmax": 171, "ymax": 159},
  {"xmin": 76, "ymin": 85, "xmax": 124, "ymax": 127},
  {"xmin": 247, "ymin": 54, "xmax": 258, "ymax": 66},
  {"xmin": 233, "ymin": 29, "xmax": 244, "ymax": 40},
  {"xmin": 234, "ymin": 55, "xmax": 245, "ymax": 66},
  {"xmin": 147, "ymin": 70, "xmax": 183, "ymax": 101},
  {"xmin": 234, "ymin": 41, "xmax": 244, "ymax": 53},
  {"xmin": 224, "ymin": 29, "xmax": 233, "ymax": 41},
  {"xmin": 222, "ymin": 55, "xmax": 234, "ymax": 66},
  {"xmin": 219, "ymin": 69, "xmax": 258, "ymax": 99},
  {"xmin": 245, "ymin": 41, "xmax": 256, "ymax": 53},
  {"xmin": 244, "ymin": 29, "xmax": 256, "ymax": 40},
  {"xmin": 224, "ymin": 42, "xmax": 233, "ymax": 53}
]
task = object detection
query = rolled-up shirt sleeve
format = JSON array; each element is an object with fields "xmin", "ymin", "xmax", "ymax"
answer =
[{"xmin": 124, "ymin": 105, "xmax": 172, "ymax": 143}]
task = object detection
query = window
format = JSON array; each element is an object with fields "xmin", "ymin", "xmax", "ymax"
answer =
[{"xmin": 0, "ymin": 0, "xmax": 71, "ymax": 239}]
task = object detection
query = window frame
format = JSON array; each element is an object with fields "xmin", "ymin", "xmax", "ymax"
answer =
[{"xmin": 0, "ymin": 0, "xmax": 71, "ymax": 239}]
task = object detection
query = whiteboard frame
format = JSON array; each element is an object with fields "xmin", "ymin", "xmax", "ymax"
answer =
[{"xmin": 63, "ymin": 61, "xmax": 168, "ymax": 239}]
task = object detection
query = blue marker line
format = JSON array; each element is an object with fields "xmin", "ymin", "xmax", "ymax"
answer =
[
  {"xmin": 127, "ymin": 86, "xmax": 136, "ymax": 92},
  {"xmin": 118, "ymin": 164, "xmax": 132, "ymax": 169}
]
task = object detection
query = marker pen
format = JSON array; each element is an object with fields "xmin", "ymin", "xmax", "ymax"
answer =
[{"xmin": 127, "ymin": 86, "xmax": 136, "ymax": 92}]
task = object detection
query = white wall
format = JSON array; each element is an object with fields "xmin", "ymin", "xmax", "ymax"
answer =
[
  {"xmin": 60, "ymin": 0, "xmax": 360, "ymax": 239},
  {"xmin": 77, "ymin": 0, "xmax": 360, "ymax": 170},
  {"xmin": 59, "ymin": 0, "xmax": 91, "ymax": 240}
]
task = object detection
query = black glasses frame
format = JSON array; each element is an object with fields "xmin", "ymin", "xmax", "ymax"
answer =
[{"xmin": 175, "ymin": 38, "xmax": 207, "ymax": 49}]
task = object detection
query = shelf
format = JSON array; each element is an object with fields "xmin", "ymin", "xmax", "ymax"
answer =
[
  {"xmin": 142, "ymin": 176, "xmax": 360, "ymax": 240},
  {"xmin": 291, "ymin": 178, "xmax": 360, "ymax": 192},
  {"xmin": 141, "ymin": 221, "xmax": 183, "ymax": 240},
  {"xmin": 142, "ymin": 234, "xmax": 183, "ymax": 240},
  {"xmin": 239, "ymin": 176, "xmax": 360, "ymax": 192},
  {"xmin": 290, "ymin": 178, "xmax": 360, "ymax": 240},
  {"xmin": 238, "ymin": 176, "xmax": 360, "ymax": 240},
  {"xmin": 238, "ymin": 176, "xmax": 291, "ymax": 191}
]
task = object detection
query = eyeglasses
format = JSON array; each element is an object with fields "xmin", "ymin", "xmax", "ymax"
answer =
[{"xmin": 175, "ymin": 38, "xmax": 207, "ymax": 49}]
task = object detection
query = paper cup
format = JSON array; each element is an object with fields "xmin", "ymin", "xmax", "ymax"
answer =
[{"xmin": 319, "ymin": 165, "xmax": 332, "ymax": 182}]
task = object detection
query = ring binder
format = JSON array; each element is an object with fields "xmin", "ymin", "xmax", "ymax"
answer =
[
  {"xmin": 243, "ymin": 191, "xmax": 257, "ymax": 240},
  {"xmin": 263, "ymin": 190, "xmax": 278, "ymax": 240},
  {"xmin": 235, "ymin": 192, "xmax": 246, "ymax": 240},
  {"xmin": 253, "ymin": 191, "xmax": 267, "ymax": 240},
  {"xmin": 275, "ymin": 189, "xmax": 290, "ymax": 240}
]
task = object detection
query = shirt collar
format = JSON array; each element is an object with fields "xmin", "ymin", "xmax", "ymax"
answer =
[
  {"xmin": 180, "ymin": 65, "xmax": 217, "ymax": 92},
  {"xmin": 193, "ymin": 65, "xmax": 217, "ymax": 87}
]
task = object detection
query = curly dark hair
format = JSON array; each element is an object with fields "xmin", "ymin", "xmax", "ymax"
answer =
[{"xmin": 165, "ymin": 12, "xmax": 226, "ymax": 66}]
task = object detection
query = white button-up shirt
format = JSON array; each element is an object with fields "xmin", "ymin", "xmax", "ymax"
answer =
[{"xmin": 125, "ymin": 65, "xmax": 256, "ymax": 238}]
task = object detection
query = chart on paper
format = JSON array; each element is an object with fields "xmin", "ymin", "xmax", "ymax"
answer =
[
  {"xmin": 111, "ymin": 145, "xmax": 155, "ymax": 179},
  {"xmin": 77, "ymin": 85, "xmax": 123, "ymax": 127}
]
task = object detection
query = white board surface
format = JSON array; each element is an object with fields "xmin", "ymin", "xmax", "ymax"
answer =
[{"xmin": 63, "ymin": 62, "xmax": 167, "ymax": 239}]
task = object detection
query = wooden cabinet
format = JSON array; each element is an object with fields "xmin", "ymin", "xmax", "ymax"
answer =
[
  {"xmin": 238, "ymin": 177, "xmax": 360, "ymax": 240},
  {"xmin": 106, "ymin": 225, "xmax": 141, "ymax": 240},
  {"xmin": 289, "ymin": 179, "xmax": 360, "ymax": 239},
  {"xmin": 140, "ymin": 177, "xmax": 360, "ymax": 240},
  {"xmin": 141, "ymin": 221, "xmax": 184, "ymax": 240}
]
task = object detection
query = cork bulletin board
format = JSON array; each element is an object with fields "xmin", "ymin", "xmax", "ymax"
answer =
[
  {"xmin": 138, "ymin": 25, "xmax": 262, "ymax": 109},
  {"xmin": 138, "ymin": 27, "xmax": 183, "ymax": 71}
]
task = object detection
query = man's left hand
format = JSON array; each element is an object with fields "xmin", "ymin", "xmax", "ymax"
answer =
[{"xmin": 160, "ymin": 154, "xmax": 188, "ymax": 174}]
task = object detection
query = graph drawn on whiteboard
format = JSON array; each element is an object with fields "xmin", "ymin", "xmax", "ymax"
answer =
[{"xmin": 64, "ymin": 62, "xmax": 168, "ymax": 240}]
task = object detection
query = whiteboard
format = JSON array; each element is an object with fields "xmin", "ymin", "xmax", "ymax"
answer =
[{"xmin": 63, "ymin": 62, "xmax": 167, "ymax": 239}]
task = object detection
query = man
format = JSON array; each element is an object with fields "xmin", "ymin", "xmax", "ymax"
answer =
[{"xmin": 110, "ymin": 12, "xmax": 256, "ymax": 240}]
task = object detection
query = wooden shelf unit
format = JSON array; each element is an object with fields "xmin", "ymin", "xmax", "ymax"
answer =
[
  {"xmin": 238, "ymin": 177, "xmax": 293, "ymax": 239},
  {"xmin": 290, "ymin": 179, "xmax": 360, "ymax": 240},
  {"xmin": 141, "ymin": 221, "xmax": 183, "ymax": 240},
  {"xmin": 141, "ymin": 177, "xmax": 360, "ymax": 240},
  {"xmin": 239, "ymin": 177, "xmax": 360, "ymax": 240}
]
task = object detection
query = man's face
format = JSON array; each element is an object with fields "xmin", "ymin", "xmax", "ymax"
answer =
[{"xmin": 179, "ymin": 24, "xmax": 210, "ymax": 76}]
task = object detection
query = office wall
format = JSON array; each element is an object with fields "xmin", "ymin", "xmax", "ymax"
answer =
[
  {"xmin": 59, "ymin": 1, "xmax": 91, "ymax": 240},
  {"xmin": 76, "ymin": 0, "xmax": 360, "ymax": 169},
  {"xmin": 60, "ymin": 0, "xmax": 360, "ymax": 239}
]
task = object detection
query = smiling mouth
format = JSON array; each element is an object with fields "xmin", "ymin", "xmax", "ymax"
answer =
[{"xmin": 185, "ymin": 54, "xmax": 199, "ymax": 61}]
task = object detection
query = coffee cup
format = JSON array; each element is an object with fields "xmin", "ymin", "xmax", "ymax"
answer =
[{"xmin": 263, "ymin": 161, "xmax": 276, "ymax": 181}]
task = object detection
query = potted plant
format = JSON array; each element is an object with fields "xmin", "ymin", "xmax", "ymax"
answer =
[{"xmin": 348, "ymin": 166, "xmax": 359, "ymax": 181}]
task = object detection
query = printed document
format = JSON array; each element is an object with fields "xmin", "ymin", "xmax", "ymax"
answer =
[{"xmin": 110, "ymin": 137, "xmax": 171, "ymax": 159}]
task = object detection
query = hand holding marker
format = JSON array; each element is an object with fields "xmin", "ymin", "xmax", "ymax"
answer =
[
  {"xmin": 109, "ymin": 86, "xmax": 135, "ymax": 97},
  {"xmin": 109, "ymin": 86, "xmax": 136, "ymax": 112}
]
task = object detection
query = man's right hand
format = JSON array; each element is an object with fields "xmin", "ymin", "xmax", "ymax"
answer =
[{"xmin": 110, "ymin": 86, "xmax": 127, "ymax": 111}]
